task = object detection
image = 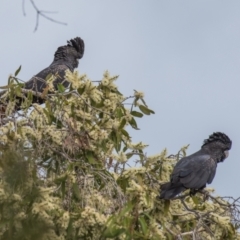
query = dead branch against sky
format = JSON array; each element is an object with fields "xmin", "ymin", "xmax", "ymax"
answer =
[{"xmin": 22, "ymin": 0, "xmax": 67, "ymax": 32}]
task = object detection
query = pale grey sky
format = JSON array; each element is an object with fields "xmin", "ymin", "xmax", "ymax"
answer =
[{"xmin": 1, "ymin": 1, "xmax": 240, "ymax": 197}]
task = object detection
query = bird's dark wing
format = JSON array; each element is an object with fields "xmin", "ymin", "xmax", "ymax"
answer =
[
  {"xmin": 159, "ymin": 182, "xmax": 186, "ymax": 199},
  {"xmin": 171, "ymin": 151, "xmax": 217, "ymax": 189},
  {"xmin": 207, "ymin": 161, "xmax": 217, "ymax": 184},
  {"xmin": 24, "ymin": 65, "xmax": 69, "ymax": 92}
]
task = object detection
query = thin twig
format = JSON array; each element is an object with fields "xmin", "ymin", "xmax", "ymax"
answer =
[
  {"xmin": 22, "ymin": 0, "xmax": 26, "ymax": 16},
  {"xmin": 22, "ymin": 0, "xmax": 67, "ymax": 31}
]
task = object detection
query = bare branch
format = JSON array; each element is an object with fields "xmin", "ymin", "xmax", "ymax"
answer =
[
  {"xmin": 22, "ymin": 0, "xmax": 67, "ymax": 31},
  {"xmin": 22, "ymin": 0, "xmax": 26, "ymax": 16}
]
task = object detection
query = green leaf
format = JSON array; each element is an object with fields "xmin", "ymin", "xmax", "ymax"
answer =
[
  {"xmin": 14, "ymin": 65, "xmax": 21, "ymax": 77},
  {"xmin": 77, "ymin": 86, "xmax": 85, "ymax": 95},
  {"xmin": 117, "ymin": 177, "xmax": 129, "ymax": 193},
  {"xmin": 130, "ymin": 111, "xmax": 143, "ymax": 118},
  {"xmin": 116, "ymin": 132, "xmax": 121, "ymax": 152},
  {"xmin": 121, "ymin": 129, "xmax": 130, "ymax": 138},
  {"xmin": 54, "ymin": 174, "xmax": 68, "ymax": 184},
  {"xmin": 140, "ymin": 98, "xmax": 147, "ymax": 106},
  {"xmin": 103, "ymin": 227, "xmax": 125, "ymax": 238},
  {"xmin": 110, "ymin": 131, "xmax": 121, "ymax": 152},
  {"xmin": 15, "ymin": 86, "xmax": 23, "ymax": 97},
  {"xmin": 133, "ymin": 96, "xmax": 139, "ymax": 107},
  {"xmin": 57, "ymin": 83, "xmax": 65, "ymax": 93},
  {"xmin": 191, "ymin": 196, "xmax": 199, "ymax": 205},
  {"xmin": 56, "ymin": 119, "xmax": 63, "ymax": 128},
  {"xmin": 27, "ymin": 90, "xmax": 33, "ymax": 102},
  {"xmin": 45, "ymin": 101, "xmax": 51, "ymax": 111},
  {"xmin": 43, "ymin": 109, "xmax": 51, "ymax": 123},
  {"xmin": 110, "ymin": 131, "xmax": 117, "ymax": 145},
  {"xmin": 139, "ymin": 216, "xmax": 147, "ymax": 234},
  {"xmin": 120, "ymin": 202, "xmax": 134, "ymax": 216},
  {"xmin": 61, "ymin": 181, "xmax": 66, "ymax": 198},
  {"xmin": 66, "ymin": 218, "xmax": 74, "ymax": 238},
  {"xmin": 139, "ymin": 105, "xmax": 155, "ymax": 115},
  {"xmin": 99, "ymin": 112, "xmax": 103, "ymax": 118},
  {"xmin": 119, "ymin": 118, "xmax": 126, "ymax": 129},
  {"xmin": 126, "ymin": 152, "xmax": 134, "ymax": 159},
  {"xmin": 164, "ymin": 200, "xmax": 170, "ymax": 215},
  {"xmin": 45, "ymin": 73, "xmax": 53, "ymax": 81},
  {"xmin": 129, "ymin": 117, "xmax": 139, "ymax": 130},
  {"xmin": 86, "ymin": 151, "xmax": 97, "ymax": 164},
  {"xmin": 123, "ymin": 146, "xmax": 128, "ymax": 152},
  {"xmin": 92, "ymin": 100, "xmax": 104, "ymax": 108},
  {"xmin": 104, "ymin": 86, "xmax": 111, "ymax": 96},
  {"xmin": 72, "ymin": 182, "xmax": 81, "ymax": 200},
  {"xmin": 116, "ymin": 108, "xmax": 124, "ymax": 118},
  {"xmin": 113, "ymin": 89, "xmax": 123, "ymax": 96},
  {"xmin": 8, "ymin": 76, "xmax": 11, "ymax": 85}
]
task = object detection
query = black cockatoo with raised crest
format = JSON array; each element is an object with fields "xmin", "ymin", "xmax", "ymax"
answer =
[
  {"xmin": 24, "ymin": 37, "xmax": 84, "ymax": 94},
  {"xmin": 159, "ymin": 132, "xmax": 232, "ymax": 200},
  {"xmin": 0, "ymin": 37, "xmax": 84, "ymax": 117}
]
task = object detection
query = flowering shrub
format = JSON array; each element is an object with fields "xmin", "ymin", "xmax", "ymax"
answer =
[{"xmin": 0, "ymin": 69, "xmax": 239, "ymax": 239}]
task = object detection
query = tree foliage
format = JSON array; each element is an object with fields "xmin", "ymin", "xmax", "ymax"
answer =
[{"xmin": 0, "ymin": 69, "xmax": 239, "ymax": 239}]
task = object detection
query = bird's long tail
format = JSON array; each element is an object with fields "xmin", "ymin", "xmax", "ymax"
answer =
[{"xmin": 159, "ymin": 182, "xmax": 185, "ymax": 199}]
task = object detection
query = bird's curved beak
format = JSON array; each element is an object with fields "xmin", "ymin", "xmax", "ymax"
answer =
[{"xmin": 224, "ymin": 150, "xmax": 229, "ymax": 159}]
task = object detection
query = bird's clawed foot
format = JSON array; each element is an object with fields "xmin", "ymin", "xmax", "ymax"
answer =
[
  {"xmin": 190, "ymin": 186, "xmax": 208, "ymax": 201},
  {"xmin": 189, "ymin": 189, "xmax": 198, "ymax": 196}
]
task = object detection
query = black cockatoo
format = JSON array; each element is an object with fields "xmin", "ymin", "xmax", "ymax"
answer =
[
  {"xmin": 24, "ymin": 36, "xmax": 84, "ymax": 94},
  {"xmin": 159, "ymin": 132, "xmax": 232, "ymax": 200},
  {"xmin": 0, "ymin": 36, "xmax": 84, "ymax": 115}
]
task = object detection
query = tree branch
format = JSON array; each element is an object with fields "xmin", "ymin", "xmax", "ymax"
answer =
[{"xmin": 22, "ymin": 0, "xmax": 67, "ymax": 32}]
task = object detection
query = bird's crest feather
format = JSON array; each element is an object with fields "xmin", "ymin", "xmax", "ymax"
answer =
[
  {"xmin": 202, "ymin": 132, "xmax": 232, "ymax": 150},
  {"xmin": 54, "ymin": 37, "xmax": 85, "ymax": 61}
]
